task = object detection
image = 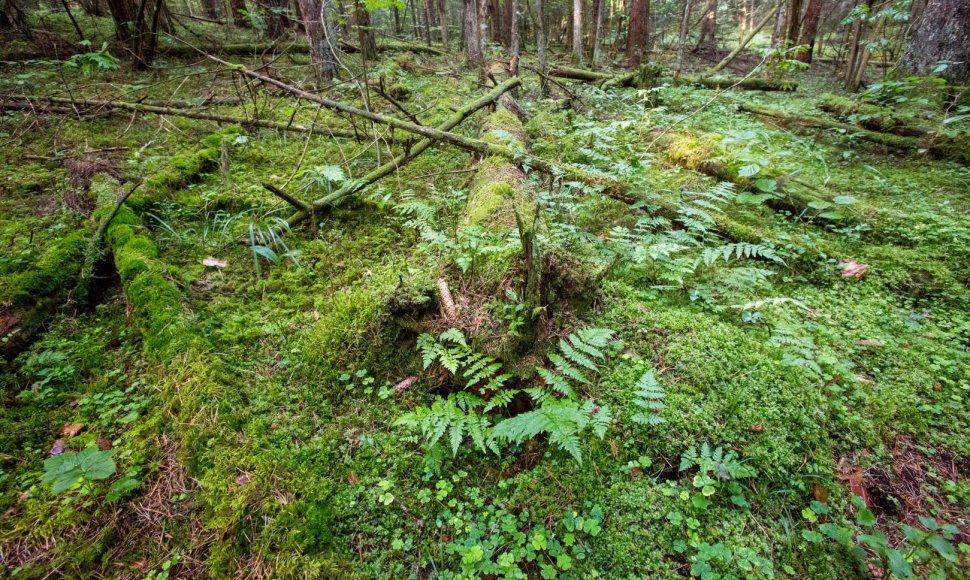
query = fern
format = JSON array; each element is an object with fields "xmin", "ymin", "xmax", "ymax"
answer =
[
  {"xmin": 630, "ymin": 369, "xmax": 667, "ymax": 426},
  {"xmin": 679, "ymin": 443, "xmax": 756, "ymax": 480},
  {"xmin": 395, "ymin": 394, "xmax": 498, "ymax": 456},
  {"xmin": 492, "ymin": 400, "xmax": 610, "ymax": 464},
  {"xmin": 702, "ymin": 242, "xmax": 784, "ymax": 266}
]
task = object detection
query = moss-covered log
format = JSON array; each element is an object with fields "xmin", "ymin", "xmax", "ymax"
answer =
[
  {"xmin": 653, "ymin": 131, "xmax": 859, "ymax": 221},
  {"xmin": 736, "ymin": 100, "xmax": 969, "ymax": 164},
  {"xmin": 818, "ymin": 94, "xmax": 931, "ymax": 137},
  {"xmin": 0, "ymin": 230, "xmax": 88, "ymax": 360},
  {"xmin": 549, "ymin": 66, "xmax": 797, "ymax": 91},
  {"xmin": 151, "ymin": 38, "xmax": 446, "ymax": 58}
]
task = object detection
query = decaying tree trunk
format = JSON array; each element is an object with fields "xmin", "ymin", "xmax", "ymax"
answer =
[
  {"xmin": 898, "ymin": 0, "xmax": 970, "ymax": 85},
  {"xmin": 298, "ymin": 0, "xmax": 340, "ymax": 84}
]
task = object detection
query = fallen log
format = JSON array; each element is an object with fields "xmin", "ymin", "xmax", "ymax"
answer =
[
  {"xmin": 818, "ymin": 94, "xmax": 931, "ymax": 137},
  {"xmin": 652, "ymin": 131, "xmax": 853, "ymax": 220},
  {"xmin": 156, "ymin": 38, "xmax": 446, "ymax": 58},
  {"xmin": 195, "ymin": 59, "xmax": 633, "ymax": 220},
  {"xmin": 735, "ymin": 100, "xmax": 968, "ymax": 163},
  {"xmin": 549, "ymin": 66, "xmax": 797, "ymax": 91},
  {"xmin": 282, "ymin": 76, "xmax": 525, "ymax": 227},
  {"xmin": 0, "ymin": 96, "xmax": 364, "ymax": 140}
]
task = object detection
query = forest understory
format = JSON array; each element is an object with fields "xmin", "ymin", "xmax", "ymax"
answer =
[{"xmin": 1, "ymin": 1, "xmax": 970, "ymax": 578}]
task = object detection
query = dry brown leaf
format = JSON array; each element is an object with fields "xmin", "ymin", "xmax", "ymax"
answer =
[
  {"xmin": 236, "ymin": 473, "xmax": 251, "ymax": 485},
  {"xmin": 750, "ymin": 424, "xmax": 764, "ymax": 433},
  {"xmin": 61, "ymin": 423, "xmax": 83, "ymax": 437},
  {"xmin": 392, "ymin": 376, "xmax": 419, "ymax": 393},
  {"xmin": 839, "ymin": 260, "xmax": 869, "ymax": 279},
  {"xmin": 347, "ymin": 471, "xmax": 359, "ymax": 485},
  {"xmin": 203, "ymin": 257, "xmax": 227, "ymax": 268},
  {"xmin": 855, "ymin": 340, "xmax": 886, "ymax": 347}
]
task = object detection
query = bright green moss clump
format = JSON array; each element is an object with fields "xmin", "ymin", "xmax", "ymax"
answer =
[{"xmin": 0, "ymin": 229, "xmax": 88, "ymax": 307}]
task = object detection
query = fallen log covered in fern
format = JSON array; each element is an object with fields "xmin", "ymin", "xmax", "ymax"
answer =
[{"xmin": 735, "ymin": 100, "xmax": 969, "ymax": 164}]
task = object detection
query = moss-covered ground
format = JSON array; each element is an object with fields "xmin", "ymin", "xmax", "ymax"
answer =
[{"xmin": 1, "ymin": 31, "xmax": 969, "ymax": 579}]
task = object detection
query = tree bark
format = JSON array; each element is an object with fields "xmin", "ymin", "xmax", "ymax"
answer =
[
  {"xmin": 591, "ymin": 0, "xmax": 604, "ymax": 66},
  {"xmin": 795, "ymin": 0, "xmax": 823, "ymax": 62},
  {"xmin": 626, "ymin": 0, "xmax": 649, "ymax": 64},
  {"xmin": 783, "ymin": 0, "xmax": 802, "ymax": 46},
  {"xmin": 355, "ymin": 0, "xmax": 378, "ymax": 59},
  {"xmin": 535, "ymin": 0, "xmax": 548, "ymax": 95},
  {"xmin": 438, "ymin": 0, "xmax": 449, "ymax": 46},
  {"xmin": 464, "ymin": 0, "xmax": 483, "ymax": 63},
  {"xmin": 696, "ymin": 0, "xmax": 717, "ymax": 51},
  {"xmin": 898, "ymin": 0, "xmax": 970, "ymax": 85},
  {"xmin": 572, "ymin": 0, "xmax": 583, "ymax": 64},
  {"xmin": 298, "ymin": 0, "xmax": 340, "ymax": 85},
  {"xmin": 675, "ymin": 0, "xmax": 692, "ymax": 74},
  {"xmin": 510, "ymin": 0, "xmax": 520, "ymax": 56},
  {"xmin": 263, "ymin": 0, "xmax": 290, "ymax": 38}
]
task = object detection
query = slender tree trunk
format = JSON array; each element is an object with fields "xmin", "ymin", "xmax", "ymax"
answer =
[
  {"xmin": 200, "ymin": 0, "xmax": 221, "ymax": 18},
  {"xmin": 898, "ymin": 0, "xmax": 969, "ymax": 85},
  {"xmin": 422, "ymin": 0, "xmax": 433, "ymax": 43},
  {"xmin": 675, "ymin": 0, "xmax": 692, "ymax": 74},
  {"xmin": 298, "ymin": 0, "xmax": 340, "ymax": 85},
  {"xmin": 355, "ymin": 0, "xmax": 377, "ymax": 58},
  {"xmin": 535, "ymin": 0, "xmax": 548, "ymax": 94},
  {"xmin": 708, "ymin": 0, "xmax": 781, "ymax": 73},
  {"xmin": 477, "ymin": 0, "xmax": 487, "ymax": 52},
  {"xmin": 438, "ymin": 0, "xmax": 449, "ymax": 45},
  {"xmin": 783, "ymin": 0, "xmax": 802, "ymax": 45},
  {"xmin": 264, "ymin": 0, "xmax": 290, "ymax": 38},
  {"xmin": 510, "ymin": 0, "xmax": 520, "ymax": 55},
  {"xmin": 464, "ymin": 0, "xmax": 483, "ymax": 63},
  {"xmin": 770, "ymin": 2, "xmax": 784, "ymax": 46},
  {"xmin": 572, "ymin": 0, "xmax": 583, "ymax": 63},
  {"xmin": 626, "ymin": 0, "xmax": 649, "ymax": 64},
  {"xmin": 696, "ymin": 0, "xmax": 716, "ymax": 51},
  {"xmin": 591, "ymin": 0, "xmax": 604, "ymax": 66},
  {"xmin": 795, "ymin": 0, "xmax": 823, "ymax": 61}
]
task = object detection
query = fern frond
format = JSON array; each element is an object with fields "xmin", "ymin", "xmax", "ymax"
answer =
[
  {"xmin": 537, "ymin": 367, "xmax": 575, "ymax": 398},
  {"xmin": 630, "ymin": 369, "xmax": 667, "ymax": 426},
  {"xmin": 548, "ymin": 353, "xmax": 591, "ymax": 385}
]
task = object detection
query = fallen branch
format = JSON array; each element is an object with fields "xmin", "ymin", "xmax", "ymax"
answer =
[
  {"xmin": 281, "ymin": 76, "xmax": 526, "ymax": 227},
  {"xmin": 735, "ymin": 100, "xmax": 968, "ymax": 163},
  {"xmin": 0, "ymin": 95, "xmax": 365, "ymax": 140},
  {"xmin": 263, "ymin": 183, "xmax": 310, "ymax": 212}
]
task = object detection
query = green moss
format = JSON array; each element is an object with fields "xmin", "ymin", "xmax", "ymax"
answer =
[{"xmin": 0, "ymin": 229, "xmax": 88, "ymax": 306}]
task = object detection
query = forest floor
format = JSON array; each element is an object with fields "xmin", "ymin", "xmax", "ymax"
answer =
[{"xmin": 1, "ymin": 20, "xmax": 970, "ymax": 580}]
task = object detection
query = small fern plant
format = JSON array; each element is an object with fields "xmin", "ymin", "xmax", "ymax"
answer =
[
  {"xmin": 493, "ymin": 328, "xmax": 617, "ymax": 464},
  {"xmin": 680, "ymin": 443, "xmax": 756, "ymax": 506},
  {"xmin": 397, "ymin": 327, "xmax": 619, "ymax": 464},
  {"xmin": 630, "ymin": 369, "xmax": 666, "ymax": 426}
]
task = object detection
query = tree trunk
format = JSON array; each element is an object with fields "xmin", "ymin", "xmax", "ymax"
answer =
[
  {"xmin": 298, "ymin": 0, "xmax": 340, "ymax": 84},
  {"xmin": 355, "ymin": 0, "xmax": 378, "ymax": 59},
  {"xmin": 626, "ymin": 0, "xmax": 649, "ymax": 64},
  {"xmin": 477, "ymin": 0, "xmax": 487, "ymax": 53},
  {"xmin": 200, "ymin": 0, "xmax": 221, "ymax": 18},
  {"xmin": 591, "ymin": 0, "xmax": 604, "ymax": 66},
  {"xmin": 264, "ymin": 0, "xmax": 290, "ymax": 38},
  {"xmin": 696, "ymin": 0, "xmax": 716, "ymax": 51},
  {"xmin": 572, "ymin": 0, "xmax": 583, "ymax": 64},
  {"xmin": 795, "ymin": 0, "xmax": 823, "ymax": 62},
  {"xmin": 770, "ymin": 2, "xmax": 784, "ymax": 46},
  {"xmin": 510, "ymin": 0, "xmax": 520, "ymax": 55},
  {"xmin": 535, "ymin": 0, "xmax": 548, "ymax": 95},
  {"xmin": 438, "ymin": 0, "xmax": 449, "ymax": 45},
  {"xmin": 675, "ymin": 0, "xmax": 692, "ymax": 74},
  {"xmin": 422, "ymin": 0, "xmax": 433, "ymax": 44},
  {"xmin": 898, "ymin": 0, "xmax": 969, "ymax": 85},
  {"xmin": 708, "ymin": 0, "xmax": 781, "ymax": 74},
  {"xmin": 464, "ymin": 0, "xmax": 483, "ymax": 63},
  {"xmin": 229, "ymin": 0, "xmax": 248, "ymax": 26},
  {"xmin": 783, "ymin": 0, "xmax": 802, "ymax": 46}
]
